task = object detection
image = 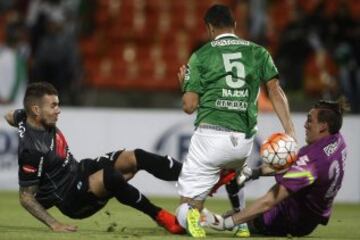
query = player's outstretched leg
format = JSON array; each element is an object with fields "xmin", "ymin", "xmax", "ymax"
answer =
[
  {"xmin": 155, "ymin": 209, "xmax": 185, "ymax": 234},
  {"xmin": 103, "ymin": 163, "xmax": 184, "ymax": 234},
  {"xmin": 135, "ymin": 149, "xmax": 182, "ymax": 181}
]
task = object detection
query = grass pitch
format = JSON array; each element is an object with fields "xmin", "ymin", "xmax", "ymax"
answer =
[{"xmin": 0, "ymin": 191, "xmax": 359, "ymax": 240}]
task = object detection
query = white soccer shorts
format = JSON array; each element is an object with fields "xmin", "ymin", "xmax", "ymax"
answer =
[{"xmin": 177, "ymin": 126, "xmax": 254, "ymax": 199}]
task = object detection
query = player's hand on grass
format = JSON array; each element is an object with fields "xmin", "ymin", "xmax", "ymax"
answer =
[{"xmin": 50, "ymin": 222, "xmax": 78, "ymax": 232}]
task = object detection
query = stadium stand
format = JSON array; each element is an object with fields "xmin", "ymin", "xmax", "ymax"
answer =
[{"xmin": 80, "ymin": 0, "xmax": 232, "ymax": 91}]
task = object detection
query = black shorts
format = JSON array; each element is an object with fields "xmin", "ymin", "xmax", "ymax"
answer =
[{"xmin": 57, "ymin": 150, "xmax": 123, "ymax": 219}]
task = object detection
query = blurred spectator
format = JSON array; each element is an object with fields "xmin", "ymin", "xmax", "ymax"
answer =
[
  {"xmin": 248, "ymin": 0, "xmax": 268, "ymax": 44},
  {"xmin": 275, "ymin": 3, "xmax": 312, "ymax": 91},
  {"xmin": 0, "ymin": 15, "xmax": 28, "ymax": 105},
  {"xmin": 26, "ymin": 0, "xmax": 81, "ymax": 55},
  {"xmin": 30, "ymin": 8, "xmax": 82, "ymax": 105},
  {"xmin": 77, "ymin": 0, "xmax": 96, "ymax": 36},
  {"xmin": 328, "ymin": 2, "xmax": 360, "ymax": 113},
  {"xmin": 275, "ymin": 1, "xmax": 339, "ymax": 100},
  {"xmin": 26, "ymin": 0, "xmax": 65, "ymax": 55},
  {"xmin": 26, "ymin": 0, "xmax": 82, "ymax": 105},
  {"xmin": 0, "ymin": 1, "xmax": 13, "ymax": 13}
]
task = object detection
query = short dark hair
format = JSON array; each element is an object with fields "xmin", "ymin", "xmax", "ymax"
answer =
[
  {"xmin": 24, "ymin": 82, "xmax": 58, "ymax": 115},
  {"xmin": 204, "ymin": 4, "xmax": 235, "ymax": 28},
  {"xmin": 314, "ymin": 97, "xmax": 350, "ymax": 134}
]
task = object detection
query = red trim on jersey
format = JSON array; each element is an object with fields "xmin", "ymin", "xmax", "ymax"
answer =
[
  {"xmin": 56, "ymin": 130, "xmax": 68, "ymax": 159},
  {"xmin": 22, "ymin": 165, "xmax": 37, "ymax": 173}
]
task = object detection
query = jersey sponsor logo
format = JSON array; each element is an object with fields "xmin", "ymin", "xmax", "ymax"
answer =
[
  {"xmin": 22, "ymin": 164, "xmax": 37, "ymax": 173},
  {"xmin": 323, "ymin": 140, "xmax": 339, "ymax": 157},
  {"xmin": 211, "ymin": 39, "xmax": 249, "ymax": 47},
  {"xmin": 215, "ymin": 99, "xmax": 248, "ymax": 111},
  {"xmin": 222, "ymin": 89, "xmax": 249, "ymax": 98}
]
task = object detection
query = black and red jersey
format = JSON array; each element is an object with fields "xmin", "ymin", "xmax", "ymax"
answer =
[{"xmin": 14, "ymin": 109, "xmax": 79, "ymax": 209}]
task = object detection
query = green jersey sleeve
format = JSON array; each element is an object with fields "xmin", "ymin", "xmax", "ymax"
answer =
[
  {"xmin": 258, "ymin": 47, "xmax": 279, "ymax": 83},
  {"xmin": 182, "ymin": 53, "xmax": 203, "ymax": 93}
]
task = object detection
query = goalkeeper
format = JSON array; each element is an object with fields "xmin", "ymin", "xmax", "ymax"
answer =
[{"xmin": 203, "ymin": 99, "xmax": 348, "ymax": 237}]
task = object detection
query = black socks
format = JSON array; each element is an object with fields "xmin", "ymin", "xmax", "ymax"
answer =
[
  {"xmin": 134, "ymin": 149, "xmax": 182, "ymax": 181},
  {"xmin": 225, "ymin": 177, "xmax": 241, "ymax": 211},
  {"xmin": 103, "ymin": 163, "xmax": 160, "ymax": 219}
]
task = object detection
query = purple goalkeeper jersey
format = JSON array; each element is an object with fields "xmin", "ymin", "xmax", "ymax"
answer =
[{"xmin": 273, "ymin": 133, "xmax": 346, "ymax": 225}]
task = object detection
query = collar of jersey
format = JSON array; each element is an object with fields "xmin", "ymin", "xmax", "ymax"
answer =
[{"xmin": 215, "ymin": 33, "xmax": 238, "ymax": 40}]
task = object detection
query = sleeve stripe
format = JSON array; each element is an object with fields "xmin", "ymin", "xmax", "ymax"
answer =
[{"xmin": 283, "ymin": 171, "xmax": 315, "ymax": 184}]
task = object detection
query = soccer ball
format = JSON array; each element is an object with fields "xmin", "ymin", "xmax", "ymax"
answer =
[{"xmin": 260, "ymin": 133, "xmax": 297, "ymax": 170}]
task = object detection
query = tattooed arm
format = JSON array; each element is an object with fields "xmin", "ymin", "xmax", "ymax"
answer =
[{"xmin": 19, "ymin": 185, "xmax": 77, "ymax": 232}]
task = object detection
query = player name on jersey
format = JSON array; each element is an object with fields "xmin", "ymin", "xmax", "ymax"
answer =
[{"xmin": 222, "ymin": 89, "xmax": 249, "ymax": 98}]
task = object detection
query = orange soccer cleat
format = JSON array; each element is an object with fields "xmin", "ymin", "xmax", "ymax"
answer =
[{"xmin": 155, "ymin": 209, "xmax": 185, "ymax": 234}]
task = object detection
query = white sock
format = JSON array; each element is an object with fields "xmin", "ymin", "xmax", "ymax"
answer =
[
  {"xmin": 238, "ymin": 188, "xmax": 246, "ymax": 210},
  {"xmin": 176, "ymin": 203, "xmax": 191, "ymax": 228}
]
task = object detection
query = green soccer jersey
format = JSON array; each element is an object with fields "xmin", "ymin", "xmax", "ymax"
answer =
[{"xmin": 182, "ymin": 33, "xmax": 278, "ymax": 137}]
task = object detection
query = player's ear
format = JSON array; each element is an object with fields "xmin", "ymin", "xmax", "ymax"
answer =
[
  {"xmin": 207, "ymin": 24, "xmax": 215, "ymax": 36},
  {"xmin": 207, "ymin": 23, "xmax": 213, "ymax": 31},
  {"xmin": 31, "ymin": 104, "xmax": 41, "ymax": 117},
  {"xmin": 319, "ymin": 122, "xmax": 329, "ymax": 133}
]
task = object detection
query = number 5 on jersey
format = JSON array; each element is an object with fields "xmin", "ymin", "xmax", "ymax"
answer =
[{"xmin": 222, "ymin": 53, "xmax": 246, "ymax": 88}]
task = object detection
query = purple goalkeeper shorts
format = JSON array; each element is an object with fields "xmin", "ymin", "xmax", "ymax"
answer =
[{"xmin": 251, "ymin": 204, "xmax": 320, "ymax": 237}]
